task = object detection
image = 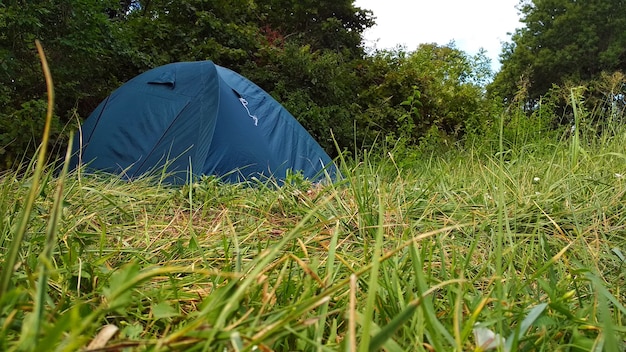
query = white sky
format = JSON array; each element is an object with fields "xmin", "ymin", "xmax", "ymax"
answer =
[{"xmin": 354, "ymin": 0, "xmax": 523, "ymax": 71}]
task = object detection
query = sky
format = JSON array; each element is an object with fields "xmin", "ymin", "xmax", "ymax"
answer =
[{"xmin": 354, "ymin": 0, "xmax": 523, "ymax": 71}]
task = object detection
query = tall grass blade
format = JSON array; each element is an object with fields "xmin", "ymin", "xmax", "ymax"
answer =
[
  {"xmin": 495, "ymin": 111, "xmax": 507, "ymax": 306},
  {"xmin": 348, "ymin": 274, "xmax": 357, "ymax": 352},
  {"xmin": 409, "ymin": 243, "xmax": 455, "ymax": 349},
  {"xmin": 19, "ymin": 134, "xmax": 74, "ymax": 350},
  {"xmin": 0, "ymin": 40, "xmax": 54, "ymax": 299},
  {"xmin": 597, "ymin": 287, "xmax": 621, "ymax": 352},
  {"xmin": 349, "ymin": 312, "xmax": 403, "ymax": 352},
  {"xmin": 585, "ymin": 272, "xmax": 626, "ymax": 317},
  {"xmin": 569, "ymin": 87, "xmax": 588, "ymax": 167},
  {"xmin": 504, "ymin": 303, "xmax": 548, "ymax": 351},
  {"xmin": 367, "ymin": 304, "xmax": 416, "ymax": 352},
  {"xmin": 315, "ymin": 222, "xmax": 340, "ymax": 350},
  {"xmin": 358, "ymin": 191, "xmax": 385, "ymax": 352}
]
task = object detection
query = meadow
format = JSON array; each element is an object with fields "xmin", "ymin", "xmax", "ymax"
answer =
[
  {"xmin": 1, "ymin": 105, "xmax": 625, "ymax": 351},
  {"xmin": 0, "ymin": 46, "xmax": 625, "ymax": 352}
]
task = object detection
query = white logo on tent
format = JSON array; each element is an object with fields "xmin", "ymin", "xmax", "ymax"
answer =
[{"xmin": 239, "ymin": 98, "xmax": 258, "ymax": 126}]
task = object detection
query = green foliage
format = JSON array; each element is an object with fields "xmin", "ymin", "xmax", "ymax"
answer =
[
  {"xmin": 357, "ymin": 44, "xmax": 495, "ymax": 152},
  {"xmin": 491, "ymin": 0, "xmax": 626, "ymax": 115},
  {"xmin": 122, "ymin": 0, "xmax": 261, "ymax": 68},
  {"xmin": 0, "ymin": 0, "xmax": 133, "ymax": 167},
  {"xmin": 256, "ymin": 0, "xmax": 374, "ymax": 57},
  {"xmin": 0, "ymin": 100, "xmax": 61, "ymax": 168},
  {"xmin": 398, "ymin": 85, "xmax": 421, "ymax": 139}
]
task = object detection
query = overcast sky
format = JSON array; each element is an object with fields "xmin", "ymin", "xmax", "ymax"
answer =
[{"xmin": 354, "ymin": 0, "xmax": 523, "ymax": 71}]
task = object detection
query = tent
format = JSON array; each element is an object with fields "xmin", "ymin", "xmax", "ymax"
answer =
[{"xmin": 69, "ymin": 61, "xmax": 335, "ymax": 184}]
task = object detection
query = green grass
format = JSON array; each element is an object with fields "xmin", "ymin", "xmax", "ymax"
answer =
[
  {"xmin": 1, "ymin": 73, "xmax": 625, "ymax": 351},
  {"xmin": 1, "ymin": 123, "xmax": 625, "ymax": 351}
]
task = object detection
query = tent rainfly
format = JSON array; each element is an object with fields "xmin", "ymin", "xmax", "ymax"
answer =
[{"xmin": 69, "ymin": 61, "xmax": 336, "ymax": 184}]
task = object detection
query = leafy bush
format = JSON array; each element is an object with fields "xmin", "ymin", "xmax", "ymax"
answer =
[
  {"xmin": 0, "ymin": 100, "xmax": 61, "ymax": 168},
  {"xmin": 356, "ymin": 44, "xmax": 496, "ymax": 153}
]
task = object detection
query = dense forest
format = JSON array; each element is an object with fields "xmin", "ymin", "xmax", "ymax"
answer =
[{"xmin": 1, "ymin": 0, "xmax": 625, "ymax": 168}]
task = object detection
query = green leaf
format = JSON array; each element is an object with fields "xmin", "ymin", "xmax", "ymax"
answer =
[
  {"xmin": 102, "ymin": 262, "xmax": 140, "ymax": 313},
  {"xmin": 354, "ymin": 312, "xmax": 404, "ymax": 352},
  {"xmin": 505, "ymin": 303, "xmax": 548, "ymax": 351},
  {"xmin": 121, "ymin": 323, "xmax": 144, "ymax": 340},
  {"xmin": 611, "ymin": 247, "xmax": 625, "ymax": 263},
  {"xmin": 368, "ymin": 303, "xmax": 417, "ymax": 352},
  {"xmin": 153, "ymin": 302, "xmax": 178, "ymax": 320}
]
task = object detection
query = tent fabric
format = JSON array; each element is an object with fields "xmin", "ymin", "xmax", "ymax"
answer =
[{"xmin": 69, "ymin": 61, "xmax": 335, "ymax": 184}]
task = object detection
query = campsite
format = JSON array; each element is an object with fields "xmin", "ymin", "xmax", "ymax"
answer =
[
  {"xmin": 1, "ymin": 1, "xmax": 625, "ymax": 351},
  {"xmin": 68, "ymin": 61, "xmax": 336, "ymax": 184}
]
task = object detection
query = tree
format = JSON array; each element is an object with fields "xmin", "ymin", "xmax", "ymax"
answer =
[
  {"xmin": 491, "ymin": 0, "xmax": 626, "ymax": 106},
  {"xmin": 121, "ymin": 0, "xmax": 261, "ymax": 69},
  {"xmin": 357, "ymin": 44, "xmax": 494, "ymax": 150},
  {"xmin": 255, "ymin": 0, "xmax": 374, "ymax": 58},
  {"xmin": 0, "ymin": 0, "xmax": 130, "ymax": 167}
]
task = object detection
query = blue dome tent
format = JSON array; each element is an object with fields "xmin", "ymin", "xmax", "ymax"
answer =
[{"xmin": 69, "ymin": 61, "xmax": 335, "ymax": 184}]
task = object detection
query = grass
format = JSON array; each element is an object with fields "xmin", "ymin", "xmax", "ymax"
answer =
[
  {"xmin": 0, "ymin": 52, "xmax": 624, "ymax": 350},
  {"xmin": 0, "ymin": 121, "xmax": 625, "ymax": 351}
]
